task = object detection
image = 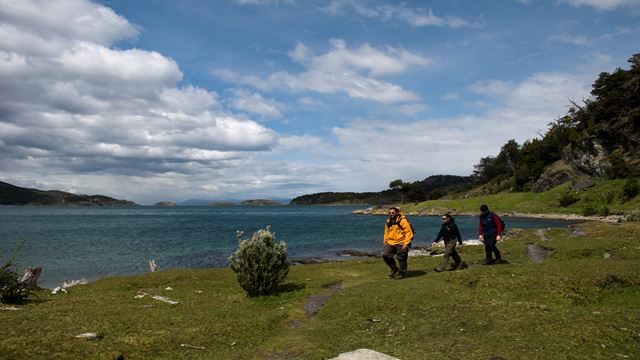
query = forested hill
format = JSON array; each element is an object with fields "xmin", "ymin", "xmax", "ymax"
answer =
[
  {"xmin": 0, "ymin": 181, "xmax": 137, "ymax": 206},
  {"xmin": 289, "ymin": 175, "xmax": 472, "ymax": 205},
  {"xmin": 470, "ymin": 53, "xmax": 640, "ymax": 195}
]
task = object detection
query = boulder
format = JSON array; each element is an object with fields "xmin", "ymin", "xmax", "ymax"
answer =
[
  {"xmin": 328, "ymin": 349, "xmax": 400, "ymax": 360},
  {"xmin": 571, "ymin": 178, "xmax": 596, "ymax": 191},
  {"xmin": 531, "ymin": 160, "xmax": 582, "ymax": 193}
]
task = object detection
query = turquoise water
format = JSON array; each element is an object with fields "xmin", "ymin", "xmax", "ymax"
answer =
[{"xmin": 0, "ymin": 206, "xmax": 576, "ymax": 288}]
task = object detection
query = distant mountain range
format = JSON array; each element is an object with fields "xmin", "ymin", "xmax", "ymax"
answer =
[{"xmin": 0, "ymin": 181, "xmax": 137, "ymax": 206}]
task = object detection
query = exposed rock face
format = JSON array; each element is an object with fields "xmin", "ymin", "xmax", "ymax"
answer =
[
  {"xmin": 531, "ymin": 160, "xmax": 582, "ymax": 193},
  {"xmin": 562, "ymin": 139, "xmax": 612, "ymax": 177}
]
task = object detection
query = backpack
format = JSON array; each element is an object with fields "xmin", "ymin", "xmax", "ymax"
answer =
[
  {"xmin": 397, "ymin": 216, "xmax": 415, "ymax": 239},
  {"xmin": 492, "ymin": 213, "xmax": 506, "ymax": 232}
]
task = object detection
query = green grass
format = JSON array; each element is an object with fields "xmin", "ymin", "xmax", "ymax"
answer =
[
  {"xmin": 403, "ymin": 178, "xmax": 640, "ymax": 216},
  {"xmin": 2, "ymin": 222, "xmax": 640, "ymax": 359}
]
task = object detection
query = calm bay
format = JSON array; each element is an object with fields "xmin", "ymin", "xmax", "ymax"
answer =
[{"xmin": 0, "ymin": 205, "xmax": 576, "ymax": 288}]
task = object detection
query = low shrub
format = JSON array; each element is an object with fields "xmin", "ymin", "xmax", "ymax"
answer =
[
  {"xmin": 582, "ymin": 206, "xmax": 597, "ymax": 217},
  {"xmin": 623, "ymin": 177, "xmax": 638, "ymax": 201},
  {"xmin": 558, "ymin": 192, "xmax": 580, "ymax": 207},
  {"xmin": 229, "ymin": 227, "xmax": 289, "ymax": 297},
  {"xmin": 0, "ymin": 261, "xmax": 29, "ymax": 304}
]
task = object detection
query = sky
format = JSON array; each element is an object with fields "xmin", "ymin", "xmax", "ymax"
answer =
[{"xmin": 1, "ymin": 0, "xmax": 639, "ymax": 205}]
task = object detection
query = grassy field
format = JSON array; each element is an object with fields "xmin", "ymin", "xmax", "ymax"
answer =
[
  {"xmin": 401, "ymin": 179, "xmax": 640, "ymax": 217},
  {"xmin": 2, "ymin": 221, "xmax": 640, "ymax": 359}
]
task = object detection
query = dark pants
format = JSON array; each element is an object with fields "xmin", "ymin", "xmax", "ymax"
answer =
[
  {"xmin": 383, "ymin": 244, "xmax": 408, "ymax": 273},
  {"xmin": 437, "ymin": 240, "xmax": 462, "ymax": 271},
  {"xmin": 483, "ymin": 233, "xmax": 501, "ymax": 261}
]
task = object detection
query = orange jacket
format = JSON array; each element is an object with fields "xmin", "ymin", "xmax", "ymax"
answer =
[{"xmin": 384, "ymin": 214, "xmax": 414, "ymax": 246}]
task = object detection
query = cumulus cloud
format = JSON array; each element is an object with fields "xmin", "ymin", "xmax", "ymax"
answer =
[
  {"xmin": 562, "ymin": 0, "xmax": 640, "ymax": 10},
  {"xmin": 226, "ymin": 89, "xmax": 286, "ymax": 118},
  {"xmin": 323, "ymin": 70, "xmax": 593, "ymax": 189},
  {"xmin": 0, "ymin": 0, "xmax": 281, "ymax": 203},
  {"xmin": 297, "ymin": 97, "xmax": 326, "ymax": 108},
  {"xmin": 215, "ymin": 39, "xmax": 430, "ymax": 103},
  {"xmin": 324, "ymin": 0, "xmax": 480, "ymax": 28}
]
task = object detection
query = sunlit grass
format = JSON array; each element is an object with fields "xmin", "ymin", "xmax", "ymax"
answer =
[{"xmin": 2, "ymin": 221, "xmax": 639, "ymax": 359}]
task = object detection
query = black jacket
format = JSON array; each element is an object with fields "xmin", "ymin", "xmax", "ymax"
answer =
[{"xmin": 434, "ymin": 220, "xmax": 463, "ymax": 245}]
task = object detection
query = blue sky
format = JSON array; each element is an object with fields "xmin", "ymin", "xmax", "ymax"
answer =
[{"xmin": 0, "ymin": 0, "xmax": 639, "ymax": 204}]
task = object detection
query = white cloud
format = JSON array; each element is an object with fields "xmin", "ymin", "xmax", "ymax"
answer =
[
  {"xmin": 215, "ymin": 39, "xmax": 430, "ymax": 103},
  {"xmin": 441, "ymin": 92, "xmax": 459, "ymax": 100},
  {"xmin": 234, "ymin": 0, "xmax": 294, "ymax": 5},
  {"xmin": 0, "ymin": 0, "xmax": 138, "ymax": 46},
  {"xmin": 549, "ymin": 32, "xmax": 588, "ymax": 45},
  {"xmin": 227, "ymin": 88, "xmax": 286, "ymax": 118},
  {"xmin": 0, "ymin": 0, "xmax": 282, "ymax": 204},
  {"xmin": 324, "ymin": 0, "xmax": 480, "ymax": 28},
  {"xmin": 297, "ymin": 97, "xmax": 326, "ymax": 108},
  {"xmin": 398, "ymin": 103, "xmax": 430, "ymax": 116},
  {"xmin": 562, "ymin": 0, "xmax": 640, "ymax": 10},
  {"xmin": 321, "ymin": 69, "xmax": 594, "ymax": 190}
]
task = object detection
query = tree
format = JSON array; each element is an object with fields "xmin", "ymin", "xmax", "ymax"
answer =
[{"xmin": 389, "ymin": 179, "xmax": 405, "ymax": 203}]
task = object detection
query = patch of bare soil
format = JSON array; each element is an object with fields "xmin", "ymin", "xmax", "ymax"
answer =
[{"xmin": 525, "ymin": 244, "xmax": 553, "ymax": 263}]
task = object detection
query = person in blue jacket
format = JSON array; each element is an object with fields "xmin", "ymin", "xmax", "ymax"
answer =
[
  {"xmin": 478, "ymin": 204, "xmax": 503, "ymax": 265},
  {"xmin": 432, "ymin": 213, "xmax": 467, "ymax": 272}
]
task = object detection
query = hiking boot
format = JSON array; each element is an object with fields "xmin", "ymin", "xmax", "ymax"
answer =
[
  {"xmin": 394, "ymin": 272, "xmax": 405, "ymax": 279},
  {"xmin": 448, "ymin": 263, "xmax": 460, "ymax": 271},
  {"xmin": 457, "ymin": 261, "xmax": 468, "ymax": 270},
  {"xmin": 433, "ymin": 267, "xmax": 444, "ymax": 273},
  {"xmin": 481, "ymin": 259, "xmax": 495, "ymax": 265},
  {"xmin": 388, "ymin": 268, "xmax": 399, "ymax": 278},
  {"xmin": 494, "ymin": 258, "xmax": 503, "ymax": 264}
]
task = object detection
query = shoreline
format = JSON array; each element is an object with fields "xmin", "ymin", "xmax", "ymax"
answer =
[{"xmin": 351, "ymin": 206, "xmax": 625, "ymax": 223}]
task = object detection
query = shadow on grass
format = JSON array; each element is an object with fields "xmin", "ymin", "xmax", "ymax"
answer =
[
  {"xmin": 277, "ymin": 282, "xmax": 306, "ymax": 294},
  {"xmin": 405, "ymin": 270, "xmax": 428, "ymax": 278}
]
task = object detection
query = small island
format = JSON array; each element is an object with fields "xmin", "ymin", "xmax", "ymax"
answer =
[
  {"xmin": 153, "ymin": 201, "xmax": 176, "ymax": 206},
  {"xmin": 240, "ymin": 199, "xmax": 283, "ymax": 206}
]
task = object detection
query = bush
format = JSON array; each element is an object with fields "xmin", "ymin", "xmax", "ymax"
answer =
[
  {"xmin": 558, "ymin": 192, "xmax": 580, "ymax": 207},
  {"xmin": 582, "ymin": 206, "xmax": 598, "ymax": 217},
  {"xmin": 229, "ymin": 227, "xmax": 289, "ymax": 297},
  {"xmin": 0, "ymin": 261, "xmax": 29, "ymax": 304},
  {"xmin": 623, "ymin": 177, "xmax": 639, "ymax": 200}
]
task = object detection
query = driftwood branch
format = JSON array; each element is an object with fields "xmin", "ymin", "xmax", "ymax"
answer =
[
  {"xmin": 149, "ymin": 259, "xmax": 158, "ymax": 272},
  {"xmin": 18, "ymin": 267, "xmax": 42, "ymax": 289}
]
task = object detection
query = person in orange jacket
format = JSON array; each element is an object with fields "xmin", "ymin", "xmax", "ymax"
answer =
[{"xmin": 383, "ymin": 207, "xmax": 414, "ymax": 279}]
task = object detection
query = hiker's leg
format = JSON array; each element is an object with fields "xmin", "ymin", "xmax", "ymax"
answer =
[
  {"xmin": 396, "ymin": 245, "xmax": 408, "ymax": 273},
  {"xmin": 382, "ymin": 245, "xmax": 398, "ymax": 270},
  {"xmin": 451, "ymin": 245, "xmax": 462, "ymax": 266},
  {"xmin": 483, "ymin": 235, "xmax": 498, "ymax": 264},
  {"xmin": 437, "ymin": 240, "xmax": 455, "ymax": 271},
  {"xmin": 492, "ymin": 242, "xmax": 502, "ymax": 261}
]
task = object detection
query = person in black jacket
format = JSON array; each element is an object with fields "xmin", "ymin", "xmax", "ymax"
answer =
[
  {"xmin": 478, "ymin": 204, "xmax": 503, "ymax": 265},
  {"xmin": 432, "ymin": 213, "xmax": 467, "ymax": 272}
]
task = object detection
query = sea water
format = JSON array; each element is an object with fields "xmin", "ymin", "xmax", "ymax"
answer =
[{"xmin": 0, "ymin": 205, "xmax": 576, "ymax": 288}]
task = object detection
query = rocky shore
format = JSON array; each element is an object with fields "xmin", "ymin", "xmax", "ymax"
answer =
[{"xmin": 351, "ymin": 206, "xmax": 626, "ymax": 223}]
